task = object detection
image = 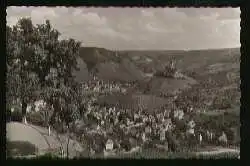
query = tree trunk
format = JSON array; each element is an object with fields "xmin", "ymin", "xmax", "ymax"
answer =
[
  {"xmin": 21, "ymin": 100, "xmax": 28, "ymax": 124},
  {"xmin": 66, "ymin": 125, "xmax": 70, "ymax": 159},
  {"xmin": 48, "ymin": 125, "xmax": 51, "ymax": 136},
  {"xmin": 49, "ymin": 98, "xmax": 60, "ymax": 128}
]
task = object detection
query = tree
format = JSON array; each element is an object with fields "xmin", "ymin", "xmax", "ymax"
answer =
[
  {"xmin": 33, "ymin": 20, "xmax": 81, "ymax": 130},
  {"xmin": 165, "ymin": 132, "xmax": 180, "ymax": 152},
  {"xmin": 6, "ymin": 18, "xmax": 81, "ymax": 127},
  {"xmin": 6, "ymin": 19, "xmax": 41, "ymax": 123}
]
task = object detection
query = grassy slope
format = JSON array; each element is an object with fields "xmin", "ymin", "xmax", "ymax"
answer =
[{"xmin": 77, "ymin": 47, "xmax": 145, "ymax": 82}]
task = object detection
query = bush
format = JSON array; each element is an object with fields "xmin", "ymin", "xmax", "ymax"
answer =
[
  {"xmin": 26, "ymin": 112, "xmax": 45, "ymax": 127},
  {"xmin": 7, "ymin": 141, "xmax": 38, "ymax": 157},
  {"xmin": 6, "ymin": 109, "xmax": 12, "ymax": 122},
  {"xmin": 36, "ymin": 152, "xmax": 61, "ymax": 159},
  {"xmin": 173, "ymin": 118, "xmax": 187, "ymax": 133},
  {"xmin": 166, "ymin": 132, "xmax": 180, "ymax": 152},
  {"xmin": 120, "ymin": 139, "xmax": 132, "ymax": 151},
  {"xmin": 9, "ymin": 110, "xmax": 22, "ymax": 122}
]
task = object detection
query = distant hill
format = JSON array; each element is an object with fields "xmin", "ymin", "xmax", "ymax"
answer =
[
  {"xmin": 74, "ymin": 47, "xmax": 239, "ymax": 82},
  {"xmin": 75, "ymin": 47, "xmax": 145, "ymax": 82},
  {"xmin": 122, "ymin": 48, "xmax": 240, "ymax": 77},
  {"xmin": 78, "ymin": 47, "xmax": 121, "ymax": 71},
  {"xmin": 73, "ymin": 47, "xmax": 240, "ymax": 111}
]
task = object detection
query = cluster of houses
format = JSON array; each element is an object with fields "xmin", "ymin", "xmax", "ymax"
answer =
[
  {"xmin": 72, "ymin": 99, "xmax": 229, "ymax": 154},
  {"xmin": 80, "ymin": 76, "xmax": 130, "ymax": 95}
]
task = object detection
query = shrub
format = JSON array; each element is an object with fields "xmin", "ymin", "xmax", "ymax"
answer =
[
  {"xmin": 166, "ymin": 132, "xmax": 180, "ymax": 152},
  {"xmin": 26, "ymin": 112, "xmax": 44, "ymax": 126},
  {"xmin": 173, "ymin": 118, "xmax": 187, "ymax": 133},
  {"xmin": 120, "ymin": 139, "xmax": 132, "ymax": 151},
  {"xmin": 6, "ymin": 109, "xmax": 12, "ymax": 122},
  {"xmin": 36, "ymin": 152, "xmax": 61, "ymax": 159},
  {"xmin": 9, "ymin": 110, "xmax": 22, "ymax": 122},
  {"xmin": 7, "ymin": 141, "xmax": 38, "ymax": 157}
]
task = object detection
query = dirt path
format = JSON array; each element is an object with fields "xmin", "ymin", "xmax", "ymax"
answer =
[{"xmin": 7, "ymin": 122, "xmax": 83, "ymax": 158}]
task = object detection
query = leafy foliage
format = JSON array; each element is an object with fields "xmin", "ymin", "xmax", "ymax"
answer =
[
  {"xmin": 6, "ymin": 19, "xmax": 41, "ymax": 115},
  {"xmin": 192, "ymin": 111, "xmax": 239, "ymax": 145},
  {"xmin": 6, "ymin": 17, "xmax": 81, "ymax": 128}
]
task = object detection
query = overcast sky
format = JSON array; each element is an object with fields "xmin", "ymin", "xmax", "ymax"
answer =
[{"xmin": 6, "ymin": 7, "xmax": 240, "ymax": 50}]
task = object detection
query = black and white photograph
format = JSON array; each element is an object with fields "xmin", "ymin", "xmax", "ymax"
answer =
[{"xmin": 6, "ymin": 7, "xmax": 240, "ymax": 159}]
